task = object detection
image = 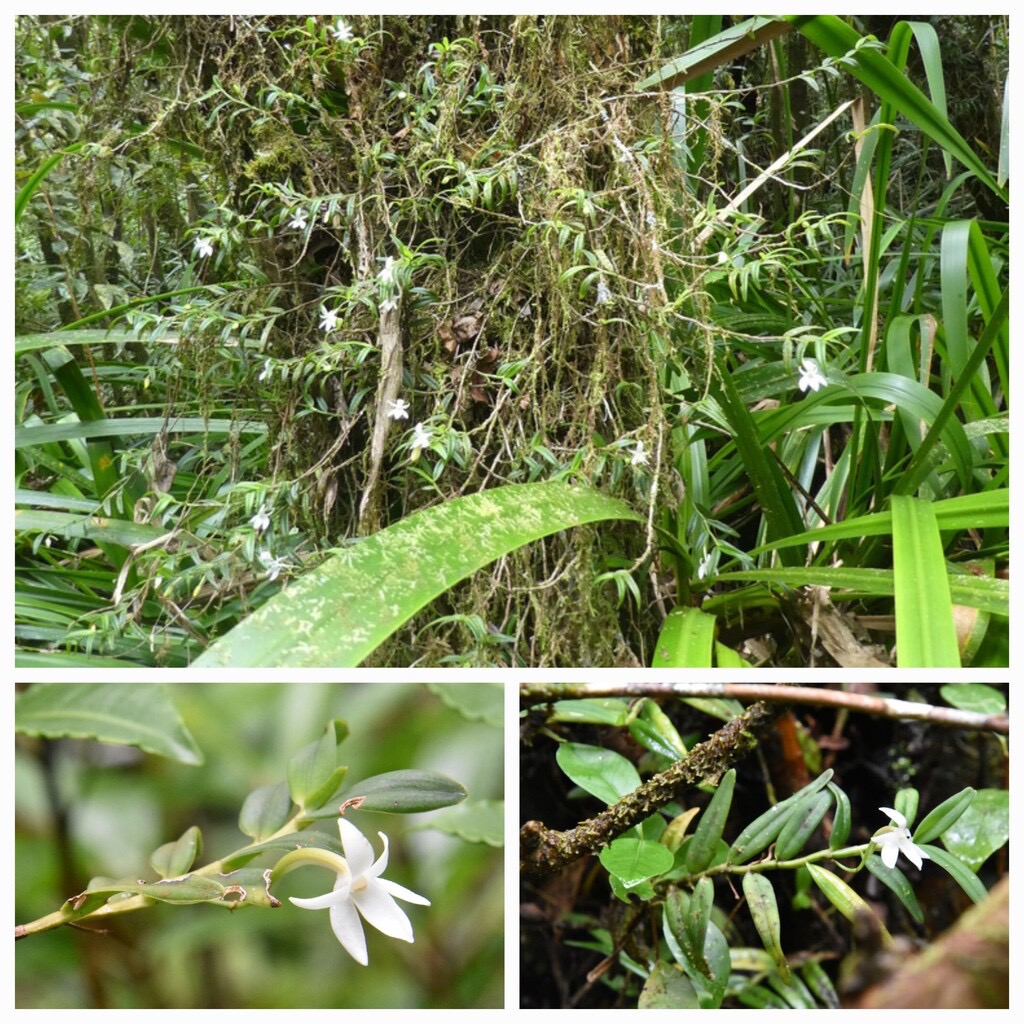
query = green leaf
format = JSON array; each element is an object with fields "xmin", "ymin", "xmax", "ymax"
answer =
[
  {"xmin": 555, "ymin": 742, "xmax": 641, "ymax": 806},
  {"xmin": 938, "ymin": 789, "xmax": 1008, "ymax": 871},
  {"xmin": 652, "ymin": 606, "xmax": 717, "ymax": 667},
  {"xmin": 150, "ymin": 826, "xmax": 203, "ymax": 879},
  {"xmin": 426, "ymin": 682, "xmax": 504, "ymax": 728},
  {"xmin": 806, "ymin": 864, "xmax": 892, "ymax": 943},
  {"xmin": 939, "ymin": 684, "xmax": 1006, "ymax": 717},
  {"xmin": 600, "ymin": 837, "xmax": 674, "ymax": 886},
  {"xmin": 775, "ymin": 789, "xmax": 832, "ymax": 861},
  {"xmin": 891, "ymin": 495, "xmax": 960, "ymax": 667},
  {"xmin": 827, "ymin": 783, "xmax": 852, "ymax": 850},
  {"xmin": 194, "ymin": 481, "xmax": 641, "ymax": 667},
  {"xmin": 864, "ymin": 854, "xmax": 924, "ymax": 924},
  {"xmin": 912, "ymin": 787, "xmax": 975, "ymax": 844},
  {"xmin": 743, "ymin": 872, "xmax": 790, "ymax": 982},
  {"xmin": 14, "ymin": 684, "xmax": 203, "ymax": 765},
  {"xmin": 800, "ymin": 960, "xmax": 840, "ymax": 1009},
  {"xmin": 336, "ymin": 769, "xmax": 468, "ymax": 814},
  {"xmin": 729, "ymin": 769, "xmax": 834, "ymax": 864},
  {"xmin": 238, "ymin": 782, "xmax": 292, "ymax": 843},
  {"xmin": 409, "ymin": 799, "xmax": 503, "ymax": 846},
  {"xmin": 287, "ymin": 722, "xmax": 347, "ymax": 810},
  {"xmin": 686, "ymin": 768, "xmax": 736, "ymax": 874},
  {"xmin": 640, "ymin": 961, "xmax": 700, "ymax": 1008},
  {"xmin": 628, "ymin": 700, "xmax": 687, "ymax": 760},
  {"xmin": 664, "ymin": 893, "xmax": 731, "ymax": 1007},
  {"xmin": 219, "ymin": 829, "xmax": 343, "ymax": 871},
  {"xmin": 787, "ymin": 16, "xmax": 1004, "ymax": 199},
  {"xmin": 14, "ymin": 509, "xmax": 170, "ymax": 548},
  {"xmin": 917, "ymin": 843, "xmax": 987, "ymax": 903},
  {"xmin": 80, "ymin": 874, "xmax": 229, "ymax": 905},
  {"xmin": 546, "ymin": 698, "xmax": 630, "ymax": 726}
]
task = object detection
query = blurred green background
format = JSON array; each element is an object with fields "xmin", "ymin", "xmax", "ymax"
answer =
[{"xmin": 14, "ymin": 682, "xmax": 504, "ymax": 1008}]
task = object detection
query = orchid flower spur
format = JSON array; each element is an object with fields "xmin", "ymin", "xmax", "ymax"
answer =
[
  {"xmin": 278, "ymin": 818, "xmax": 429, "ymax": 965},
  {"xmin": 874, "ymin": 807, "xmax": 930, "ymax": 871}
]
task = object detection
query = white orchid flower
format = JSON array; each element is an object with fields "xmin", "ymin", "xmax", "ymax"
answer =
[
  {"xmin": 259, "ymin": 550, "xmax": 287, "ymax": 582},
  {"xmin": 331, "ymin": 20, "xmax": 353, "ymax": 42},
  {"xmin": 630, "ymin": 440, "xmax": 648, "ymax": 466},
  {"xmin": 193, "ymin": 237, "xmax": 214, "ymax": 259},
  {"xmin": 287, "ymin": 818, "xmax": 430, "ymax": 965},
  {"xmin": 797, "ymin": 358, "xmax": 828, "ymax": 393},
  {"xmin": 387, "ymin": 398, "xmax": 410, "ymax": 421},
  {"xmin": 288, "ymin": 210, "xmax": 308, "ymax": 231},
  {"xmin": 410, "ymin": 422, "xmax": 432, "ymax": 450},
  {"xmin": 249, "ymin": 504, "xmax": 270, "ymax": 533},
  {"xmin": 875, "ymin": 807, "xmax": 931, "ymax": 871},
  {"xmin": 319, "ymin": 307, "xmax": 339, "ymax": 333}
]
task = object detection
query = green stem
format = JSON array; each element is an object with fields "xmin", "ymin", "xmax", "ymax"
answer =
[
  {"xmin": 706, "ymin": 842, "xmax": 873, "ymax": 877},
  {"xmin": 15, "ymin": 809, "xmax": 318, "ymax": 940}
]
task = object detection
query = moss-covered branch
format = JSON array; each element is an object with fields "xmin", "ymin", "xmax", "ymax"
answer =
[{"xmin": 520, "ymin": 698, "xmax": 784, "ymax": 877}]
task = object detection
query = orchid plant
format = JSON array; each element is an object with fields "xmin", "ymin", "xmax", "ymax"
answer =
[
  {"xmin": 528, "ymin": 692, "xmax": 1007, "ymax": 1009},
  {"xmin": 14, "ymin": 716, "xmax": 465, "ymax": 965}
]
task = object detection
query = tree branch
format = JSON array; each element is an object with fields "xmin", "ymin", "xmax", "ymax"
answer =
[
  {"xmin": 520, "ymin": 698, "xmax": 785, "ymax": 878},
  {"xmin": 519, "ymin": 682, "xmax": 1008, "ymax": 735}
]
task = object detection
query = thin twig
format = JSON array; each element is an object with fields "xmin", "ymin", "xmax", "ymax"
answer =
[{"xmin": 519, "ymin": 682, "xmax": 1009, "ymax": 735}]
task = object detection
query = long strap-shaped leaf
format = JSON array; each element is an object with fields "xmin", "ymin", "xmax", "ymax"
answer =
[
  {"xmin": 890, "ymin": 495, "xmax": 960, "ymax": 667},
  {"xmin": 786, "ymin": 16, "xmax": 1005, "ymax": 201},
  {"xmin": 194, "ymin": 482, "xmax": 642, "ymax": 667}
]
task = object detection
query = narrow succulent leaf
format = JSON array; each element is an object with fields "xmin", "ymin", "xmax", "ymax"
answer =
[
  {"xmin": 894, "ymin": 787, "xmax": 920, "ymax": 830},
  {"xmin": 912, "ymin": 787, "xmax": 976, "ymax": 844},
  {"xmin": 806, "ymin": 864, "xmax": 892, "ymax": 943},
  {"xmin": 864, "ymin": 854, "xmax": 924, "ymax": 924},
  {"xmin": 827, "ymin": 783, "xmax": 852, "ymax": 850},
  {"xmin": 916, "ymin": 844, "xmax": 987, "ymax": 903},
  {"xmin": 742, "ymin": 872, "xmax": 790, "ymax": 982},
  {"xmin": 775, "ymin": 790, "xmax": 832, "ymax": 861},
  {"xmin": 729, "ymin": 769, "xmax": 833, "ymax": 864},
  {"xmin": 546, "ymin": 698, "xmax": 630, "ymax": 726},
  {"xmin": 800, "ymin": 960, "xmax": 840, "ymax": 1009},
  {"xmin": 686, "ymin": 877, "xmax": 715, "ymax": 968},
  {"xmin": 334, "ymin": 768, "xmax": 468, "ymax": 814},
  {"xmin": 218, "ymin": 830, "xmax": 343, "ymax": 871},
  {"xmin": 685, "ymin": 768, "xmax": 736, "ymax": 874},
  {"xmin": 194, "ymin": 482, "xmax": 641, "ymax": 667}
]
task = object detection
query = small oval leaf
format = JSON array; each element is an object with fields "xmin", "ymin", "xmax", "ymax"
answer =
[
  {"xmin": 150, "ymin": 825, "xmax": 202, "ymax": 879},
  {"xmin": 238, "ymin": 781, "xmax": 292, "ymax": 842},
  {"xmin": 339, "ymin": 769, "xmax": 467, "ymax": 813}
]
